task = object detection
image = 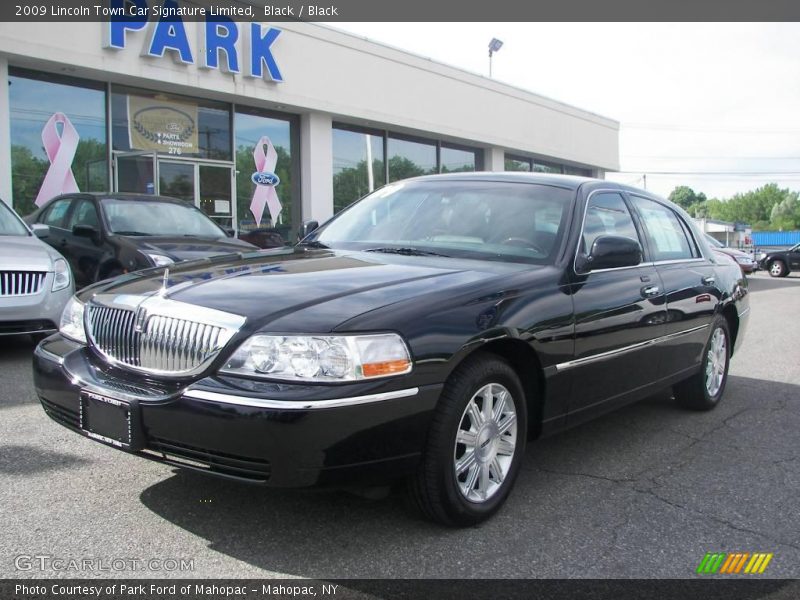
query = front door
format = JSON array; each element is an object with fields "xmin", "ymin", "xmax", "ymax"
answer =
[
  {"xmin": 114, "ymin": 152, "xmax": 157, "ymax": 195},
  {"xmin": 114, "ymin": 155, "xmax": 235, "ymax": 233},
  {"xmin": 567, "ymin": 190, "xmax": 667, "ymax": 425}
]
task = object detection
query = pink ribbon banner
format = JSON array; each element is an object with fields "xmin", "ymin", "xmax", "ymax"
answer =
[
  {"xmin": 35, "ymin": 112, "xmax": 81, "ymax": 207},
  {"xmin": 250, "ymin": 136, "xmax": 282, "ymax": 227}
]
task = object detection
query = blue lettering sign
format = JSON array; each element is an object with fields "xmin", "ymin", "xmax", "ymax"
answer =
[
  {"xmin": 146, "ymin": 0, "xmax": 194, "ymax": 64},
  {"xmin": 247, "ymin": 23, "xmax": 283, "ymax": 82},
  {"xmin": 103, "ymin": 0, "xmax": 148, "ymax": 50},
  {"xmin": 202, "ymin": 18, "xmax": 239, "ymax": 73},
  {"xmin": 102, "ymin": 1, "xmax": 283, "ymax": 83}
]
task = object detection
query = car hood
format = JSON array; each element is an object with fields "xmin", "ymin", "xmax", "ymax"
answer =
[
  {"xmin": 81, "ymin": 248, "xmax": 535, "ymax": 332},
  {"xmin": 0, "ymin": 235, "xmax": 58, "ymax": 271},
  {"xmin": 714, "ymin": 246, "xmax": 750, "ymax": 259},
  {"xmin": 121, "ymin": 236, "xmax": 255, "ymax": 262}
]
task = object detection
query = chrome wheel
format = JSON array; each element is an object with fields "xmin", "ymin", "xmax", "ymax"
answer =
[
  {"xmin": 705, "ymin": 328, "xmax": 727, "ymax": 397},
  {"xmin": 453, "ymin": 383, "xmax": 517, "ymax": 503},
  {"xmin": 770, "ymin": 261, "xmax": 785, "ymax": 277}
]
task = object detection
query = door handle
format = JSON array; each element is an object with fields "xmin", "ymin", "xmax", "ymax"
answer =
[
  {"xmin": 702, "ymin": 276, "xmax": 716, "ymax": 285},
  {"xmin": 641, "ymin": 285, "xmax": 660, "ymax": 298}
]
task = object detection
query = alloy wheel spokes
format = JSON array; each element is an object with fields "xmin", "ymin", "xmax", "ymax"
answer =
[
  {"xmin": 453, "ymin": 382, "xmax": 518, "ymax": 503},
  {"xmin": 705, "ymin": 328, "xmax": 727, "ymax": 396}
]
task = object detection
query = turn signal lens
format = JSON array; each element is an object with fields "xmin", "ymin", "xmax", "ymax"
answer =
[{"xmin": 362, "ymin": 359, "xmax": 412, "ymax": 378}]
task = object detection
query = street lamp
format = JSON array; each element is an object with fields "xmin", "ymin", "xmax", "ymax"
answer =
[{"xmin": 488, "ymin": 38, "xmax": 503, "ymax": 77}]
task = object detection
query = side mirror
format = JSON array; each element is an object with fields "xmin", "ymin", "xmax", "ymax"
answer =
[
  {"xmin": 578, "ymin": 235, "xmax": 642, "ymax": 272},
  {"xmin": 73, "ymin": 224, "xmax": 101, "ymax": 244},
  {"xmin": 297, "ymin": 220, "xmax": 319, "ymax": 240},
  {"xmin": 31, "ymin": 224, "xmax": 50, "ymax": 239}
]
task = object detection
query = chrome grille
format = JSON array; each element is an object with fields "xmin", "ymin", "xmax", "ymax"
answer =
[
  {"xmin": 0, "ymin": 271, "xmax": 46, "ymax": 296},
  {"xmin": 140, "ymin": 315, "xmax": 225, "ymax": 373},
  {"xmin": 85, "ymin": 297, "xmax": 244, "ymax": 377}
]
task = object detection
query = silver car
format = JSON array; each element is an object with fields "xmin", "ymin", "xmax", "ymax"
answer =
[{"xmin": 0, "ymin": 199, "xmax": 73, "ymax": 340}]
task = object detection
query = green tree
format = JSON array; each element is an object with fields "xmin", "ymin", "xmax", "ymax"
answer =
[
  {"xmin": 668, "ymin": 186, "xmax": 707, "ymax": 214},
  {"xmin": 703, "ymin": 183, "xmax": 789, "ymax": 230},
  {"xmin": 770, "ymin": 193, "xmax": 800, "ymax": 230}
]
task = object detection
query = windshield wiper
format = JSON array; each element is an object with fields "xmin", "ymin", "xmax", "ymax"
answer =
[
  {"xmin": 114, "ymin": 230, "xmax": 150, "ymax": 236},
  {"xmin": 365, "ymin": 247, "xmax": 450, "ymax": 257},
  {"xmin": 298, "ymin": 240, "xmax": 329, "ymax": 249}
]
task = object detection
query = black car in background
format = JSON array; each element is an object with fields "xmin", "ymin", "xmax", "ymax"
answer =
[
  {"xmin": 25, "ymin": 193, "xmax": 256, "ymax": 287},
  {"xmin": 759, "ymin": 242, "xmax": 800, "ymax": 277},
  {"xmin": 33, "ymin": 174, "xmax": 749, "ymax": 526}
]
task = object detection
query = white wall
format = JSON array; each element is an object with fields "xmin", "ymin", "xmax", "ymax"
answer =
[{"xmin": 0, "ymin": 21, "xmax": 620, "ymax": 218}]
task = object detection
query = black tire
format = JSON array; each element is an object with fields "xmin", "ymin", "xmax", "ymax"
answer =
[
  {"xmin": 768, "ymin": 260, "xmax": 788, "ymax": 278},
  {"xmin": 673, "ymin": 315, "xmax": 731, "ymax": 411},
  {"xmin": 409, "ymin": 353, "xmax": 528, "ymax": 526}
]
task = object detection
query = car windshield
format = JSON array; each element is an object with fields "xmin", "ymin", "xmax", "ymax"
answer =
[
  {"xmin": 102, "ymin": 199, "xmax": 226, "ymax": 238},
  {"xmin": 705, "ymin": 234, "xmax": 725, "ymax": 248},
  {"xmin": 312, "ymin": 181, "xmax": 574, "ymax": 264},
  {"xmin": 0, "ymin": 201, "xmax": 30, "ymax": 236}
]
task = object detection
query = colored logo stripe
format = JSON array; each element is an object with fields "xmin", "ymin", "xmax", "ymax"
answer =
[{"xmin": 697, "ymin": 552, "xmax": 773, "ymax": 574}]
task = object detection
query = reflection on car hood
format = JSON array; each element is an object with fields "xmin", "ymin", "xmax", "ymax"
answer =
[
  {"xmin": 122, "ymin": 236, "xmax": 256, "ymax": 262},
  {"xmin": 713, "ymin": 246, "xmax": 751, "ymax": 259},
  {"xmin": 0, "ymin": 236, "xmax": 56, "ymax": 271},
  {"xmin": 81, "ymin": 248, "xmax": 534, "ymax": 332}
]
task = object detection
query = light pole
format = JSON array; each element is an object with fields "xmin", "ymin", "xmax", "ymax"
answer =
[{"xmin": 488, "ymin": 38, "xmax": 503, "ymax": 77}]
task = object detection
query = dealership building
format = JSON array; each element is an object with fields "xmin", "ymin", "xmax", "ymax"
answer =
[{"xmin": 0, "ymin": 19, "xmax": 619, "ymax": 240}]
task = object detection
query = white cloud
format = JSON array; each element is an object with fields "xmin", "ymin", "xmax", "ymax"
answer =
[{"xmin": 331, "ymin": 22, "xmax": 800, "ymax": 199}]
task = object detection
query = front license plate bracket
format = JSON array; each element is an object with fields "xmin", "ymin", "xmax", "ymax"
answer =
[{"xmin": 79, "ymin": 391, "xmax": 142, "ymax": 450}]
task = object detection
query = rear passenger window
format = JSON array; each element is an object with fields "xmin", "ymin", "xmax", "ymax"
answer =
[
  {"xmin": 581, "ymin": 192, "xmax": 640, "ymax": 255},
  {"xmin": 630, "ymin": 196, "xmax": 697, "ymax": 261}
]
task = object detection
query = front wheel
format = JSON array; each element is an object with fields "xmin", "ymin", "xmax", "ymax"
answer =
[
  {"xmin": 673, "ymin": 316, "xmax": 730, "ymax": 411},
  {"xmin": 409, "ymin": 354, "xmax": 528, "ymax": 526},
  {"xmin": 769, "ymin": 260, "xmax": 788, "ymax": 277}
]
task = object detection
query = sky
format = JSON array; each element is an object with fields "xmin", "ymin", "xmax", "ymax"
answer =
[{"xmin": 330, "ymin": 23, "xmax": 800, "ymax": 200}]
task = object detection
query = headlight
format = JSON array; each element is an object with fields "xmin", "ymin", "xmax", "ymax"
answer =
[
  {"xmin": 146, "ymin": 253, "xmax": 174, "ymax": 267},
  {"xmin": 59, "ymin": 296, "xmax": 86, "ymax": 344},
  {"xmin": 734, "ymin": 255, "xmax": 753, "ymax": 264},
  {"xmin": 221, "ymin": 333, "xmax": 412, "ymax": 382},
  {"xmin": 52, "ymin": 258, "xmax": 71, "ymax": 292},
  {"xmin": 756, "ymin": 252, "xmax": 766, "ymax": 261}
]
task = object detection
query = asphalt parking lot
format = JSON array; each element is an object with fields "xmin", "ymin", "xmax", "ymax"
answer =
[{"xmin": 1, "ymin": 272, "xmax": 799, "ymax": 580}]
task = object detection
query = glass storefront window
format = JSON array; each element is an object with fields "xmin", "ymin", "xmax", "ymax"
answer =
[
  {"xmin": 9, "ymin": 69, "xmax": 107, "ymax": 216},
  {"xmin": 332, "ymin": 127, "xmax": 385, "ymax": 213},
  {"xmin": 533, "ymin": 160, "xmax": 563, "ymax": 174},
  {"xmin": 505, "ymin": 157, "xmax": 532, "ymax": 172},
  {"xmin": 388, "ymin": 136, "xmax": 437, "ymax": 183},
  {"xmin": 234, "ymin": 108, "xmax": 294, "ymax": 242},
  {"xmin": 111, "ymin": 86, "xmax": 231, "ymax": 161},
  {"xmin": 440, "ymin": 146, "xmax": 477, "ymax": 173}
]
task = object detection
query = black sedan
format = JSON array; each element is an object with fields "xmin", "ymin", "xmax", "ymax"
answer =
[
  {"xmin": 25, "ymin": 193, "xmax": 256, "ymax": 287},
  {"xmin": 758, "ymin": 242, "xmax": 800, "ymax": 277},
  {"xmin": 33, "ymin": 174, "xmax": 749, "ymax": 526}
]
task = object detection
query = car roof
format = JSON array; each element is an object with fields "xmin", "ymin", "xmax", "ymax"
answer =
[{"xmin": 84, "ymin": 193, "xmax": 191, "ymax": 205}]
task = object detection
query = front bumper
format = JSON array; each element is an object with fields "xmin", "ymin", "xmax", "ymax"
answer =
[
  {"xmin": 0, "ymin": 272, "xmax": 70, "ymax": 336},
  {"xmin": 33, "ymin": 336, "xmax": 442, "ymax": 487}
]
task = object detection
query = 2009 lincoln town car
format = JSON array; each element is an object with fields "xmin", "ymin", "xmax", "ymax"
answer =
[{"xmin": 34, "ymin": 173, "xmax": 749, "ymax": 526}]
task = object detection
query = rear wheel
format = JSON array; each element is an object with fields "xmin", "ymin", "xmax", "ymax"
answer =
[
  {"xmin": 409, "ymin": 354, "xmax": 528, "ymax": 526},
  {"xmin": 769, "ymin": 260, "xmax": 788, "ymax": 278},
  {"xmin": 674, "ymin": 315, "xmax": 730, "ymax": 411}
]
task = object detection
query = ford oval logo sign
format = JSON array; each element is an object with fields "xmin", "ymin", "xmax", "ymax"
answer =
[{"xmin": 251, "ymin": 171, "xmax": 280, "ymax": 187}]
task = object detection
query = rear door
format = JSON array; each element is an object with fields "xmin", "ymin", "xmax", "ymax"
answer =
[
  {"xmin": 567, "ymin": 190, "xmax": 667, "ymax": 425},
  {"xmin": 627, "ymin": 194, "xmax": 718, "ymax": 379}
]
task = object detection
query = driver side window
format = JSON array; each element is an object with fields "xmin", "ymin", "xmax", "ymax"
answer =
[
  {"xmin": 66, "ymin": 199, "xmax": 100, "ymax": 230},
  {"xmin": 581, "ymin": 192, "xmax": 640, "ymax": 254}
]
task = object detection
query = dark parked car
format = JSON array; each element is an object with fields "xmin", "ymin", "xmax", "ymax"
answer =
[
  {"xmin": 704, "ymin": 234, "xmax": 757, "ymax": 274},
  {"xmin": 758, "ymin": 242, "xmax": 800, "ymax": 277},
  {"xmin": 25, "ymin": 193, "xmax": 256, "ymax": 287},
  {"xmin": 33, "ymin": 174, "xmax": 749, "ymax": 526}
]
